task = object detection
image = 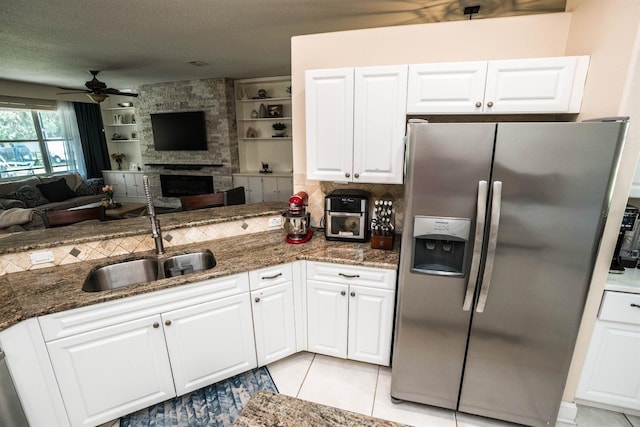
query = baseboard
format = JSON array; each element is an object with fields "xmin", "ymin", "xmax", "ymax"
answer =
[{"xmin": 557, "ymin": 401, "xmax": 578, "ymax": 425}]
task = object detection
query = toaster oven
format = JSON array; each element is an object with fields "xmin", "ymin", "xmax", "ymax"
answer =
[{"xmin": 324, "ymin": 189, "xmax": 370, "ymax": 242}]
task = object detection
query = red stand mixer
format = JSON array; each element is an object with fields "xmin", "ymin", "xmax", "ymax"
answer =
[{"xmin": 283, "ymin": 191, "xmax": 313, "ymax": 244}]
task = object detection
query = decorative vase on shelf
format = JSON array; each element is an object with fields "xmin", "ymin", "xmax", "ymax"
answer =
[
  {"xmin": 258, "ymin": 103, "xmax": 267, "ymax": 118},
  {"xmin": 116, "ymin": 160, "xmax": 122, "ymax": 170},
  {"xmin": 109, "ymin": 196, "xmax": 116, "ymax": 208}
]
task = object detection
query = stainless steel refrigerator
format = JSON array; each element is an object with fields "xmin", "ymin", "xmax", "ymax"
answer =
[{"xmin": 391, "ymin": 119, "xmax": 628, "ymax": 426}]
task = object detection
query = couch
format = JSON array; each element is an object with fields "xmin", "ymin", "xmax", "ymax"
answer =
[{"xmin": 0, "ymin": 173, "xmax": 105, "ymax": 232}]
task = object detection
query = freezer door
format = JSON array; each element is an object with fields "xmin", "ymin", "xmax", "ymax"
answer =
[
  {"xmin": 391, "ymin": 123, "xmax": 495, "ymax": 409},
  {"xmin": 458, "ymin": 122, "xmax": 626, "ymax": 426}
]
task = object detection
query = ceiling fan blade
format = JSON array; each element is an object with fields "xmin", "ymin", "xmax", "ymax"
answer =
[
  {"xmin": 57, "ymin": 91, "xmax": 91, "ymax": 95},
  {"xmin": 105, "ymin": 88, "xmax": 138, "ymax": 97},
  {"xmin": 57, "ymin": 86, "xmax": 90, "ymax": 92}
]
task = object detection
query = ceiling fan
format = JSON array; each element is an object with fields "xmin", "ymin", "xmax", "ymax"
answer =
[{"xmin": 58, "ymin": 70, "xmax": 138, "ymax": 103}]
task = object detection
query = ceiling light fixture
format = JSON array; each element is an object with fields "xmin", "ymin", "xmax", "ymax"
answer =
[
  {"xmin": 464, "ymin": 5, "xmax": 481, "ymax": 19},
  {"xmin": 87, "ymin": 93, "xmax": 108, "ymax": 103}
]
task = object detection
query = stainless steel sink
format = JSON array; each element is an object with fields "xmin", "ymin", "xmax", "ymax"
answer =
[
  {"xmin": 161, "ymin": 250, "xmax": 216, "ymax": 278},
  {"xmin": 82, "ymin": 251, "xmax": 217, "ymax": 292},
  {"xmin": 83, "ymin": 258, "xmax": 160, "ymax": 292}
]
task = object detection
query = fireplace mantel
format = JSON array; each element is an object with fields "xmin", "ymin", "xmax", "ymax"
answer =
[{"xmin": 145, "ymin": 163, "xmax": 224, "ymax": 170}]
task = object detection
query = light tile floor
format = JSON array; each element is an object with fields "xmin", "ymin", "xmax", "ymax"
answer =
[{"xmin": 267, "ymin": 352, "xmax": 640, "ymax": 427}]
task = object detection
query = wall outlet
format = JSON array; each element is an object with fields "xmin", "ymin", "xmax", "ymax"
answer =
[
  {"xmin": 30, "ymin": 251, "xmax": 54, "ymax": 265},
  {"xmin": 268, "ymin": 216, "xmax": 282, "ymax": 227}
]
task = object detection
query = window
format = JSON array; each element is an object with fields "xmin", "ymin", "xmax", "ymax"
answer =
[{"xmin": 0, "ymin": 103, "xmax": 81, "ymax": 179}]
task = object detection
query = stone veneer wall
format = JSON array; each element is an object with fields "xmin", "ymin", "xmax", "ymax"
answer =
[{"xmin": 136, "ymin": 78, "xmax": 238, "ymax": 207}]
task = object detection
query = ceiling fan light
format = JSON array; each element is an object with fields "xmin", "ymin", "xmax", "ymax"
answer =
[{"xmin": 87, "ymin": 93, "xmax": 108, "ymax": 103}]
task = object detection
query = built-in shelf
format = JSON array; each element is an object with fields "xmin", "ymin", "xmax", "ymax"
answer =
[
  {"xmin": 106, "ymin": 123, "xmax": 137, "ymax": 127},
  {"xmin": 144, "ymin": 163, "xmax": 224, "ymax": 170},
  {"xmin": 110, "ymin": 139, "xmax": 140, "ymax": 143},
  {"xmin": 235, "ymin": 76, "xmax": 293, "ymax": 174}
]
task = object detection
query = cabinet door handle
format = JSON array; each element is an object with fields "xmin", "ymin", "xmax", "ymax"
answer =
[
  {"xmin": 339, "ymin": 273, "xmax": 359, "ymax": 279},
  {"xmin": 354, "ymin": 173, "xmax": 360, "ymax": 179},
  {"xmin": 262, "ymin": 273, "xmax": 282, "ymax": 280},
  {"xmin": 631, "ymin": 303, "xmax": 640, "ymax": 308},
  {"xmin": 350, "ymin": 291, "xmax": 356, "ymax": 297},
  {"xmin": 340, "ymin": 290, "xmax": 346, "ymax": 296},
  {"xmin": 475, "ymin": 101, "xmax": 482, "ymax": 108},
  {"xmin": 487, "ymin": 101, "xmax": 494, "ymax": 108},
  {"xmin": 255, "ymin": 297, "xmax": 261, "ymax": 303},
  {"xmin": 153, "ymin": 322, "xmax": 160, "ymax": 328},
  {"xmin": 345, "ymin": 173, "xmax": 350, "ymax": 178},
  {"xmin": 165, "ymin": 320, "xmax": 172, "ymax": 326}
]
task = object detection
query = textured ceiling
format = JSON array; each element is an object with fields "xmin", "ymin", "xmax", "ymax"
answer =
[{"xmin": 0, "ymin": 0, "xmax": 566, "ymax": 92}]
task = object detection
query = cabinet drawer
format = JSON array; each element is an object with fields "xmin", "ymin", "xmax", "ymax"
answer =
[
  {"xmin": 249, "ymin": 263, "xmax": 293, "ymax": 291},
  {"xmin": 599, "ymin": 291, "xmax": 640, "ymax": 325},
  {"xmin": 306, "ymin": 261, "xmax": 396, "ymax": 290},
  {"xmin": 39, "ymin": 273, "xmax": 250, "ymax": 341}
]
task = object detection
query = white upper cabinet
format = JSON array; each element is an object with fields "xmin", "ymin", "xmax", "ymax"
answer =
[
  {"xmin": 306, "ymin": 65, "xmax": 407, "ymax": 184},
  {"xmin": 406, "ymin": 61, "xmax": 487, "ymax": 114},
  {"xmin": 305, "ymin": 68, "xmax": 354, "ymax": 182},
  {"xmin": 353, "ymin": 65, "xmax": 408, "ymax": 184},
  {"xmin": 407, "ymin": 56, "xmax": 589, "ymax": 114}
]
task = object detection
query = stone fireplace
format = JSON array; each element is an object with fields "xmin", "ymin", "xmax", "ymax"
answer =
[{"xmin": 135, "ymin": 77, "xmax": 239, "ymax": 207}]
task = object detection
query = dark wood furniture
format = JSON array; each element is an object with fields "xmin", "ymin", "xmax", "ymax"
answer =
[
  {"xmin": 180, "ymin": 192, "xmax": 225, "ymax": 211},
  {"xmin": 43, "ymin": 206, "xmax": 107, "ymax": 228}
]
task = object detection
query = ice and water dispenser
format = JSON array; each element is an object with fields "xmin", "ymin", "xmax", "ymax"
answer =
[{"xmin": 411, "ymin": 216, "xmax": 471, "ymax": 277}]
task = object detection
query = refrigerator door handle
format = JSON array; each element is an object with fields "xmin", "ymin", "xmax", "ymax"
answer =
[
  {"xmin": 463, "ymin": 180, "xmax": 488, "ymax": 311},
  {"xmin": 476, "ymin": 181, "xmax": 502, "ymax": 313}
]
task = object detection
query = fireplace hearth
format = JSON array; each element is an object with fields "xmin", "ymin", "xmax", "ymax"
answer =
[{"xmin": 160, "ymin": 174, "xmax": 214, "ymax": 197}]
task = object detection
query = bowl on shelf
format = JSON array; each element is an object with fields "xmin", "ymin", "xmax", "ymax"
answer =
[{"xmin": 117, "ymin": 102, "xmax": 133, "ymax": 107}]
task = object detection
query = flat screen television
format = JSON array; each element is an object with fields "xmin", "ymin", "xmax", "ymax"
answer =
[{"xmin": 150, "ymin": 111, "xmax": 208, "ymax": 151}]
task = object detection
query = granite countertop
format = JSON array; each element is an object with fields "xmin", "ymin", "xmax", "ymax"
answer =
[
  {"xmin": 0, "ymin": 202, "xmax": 288, "ymax": 255},
  {"xmin": 0, "ymin": 229, "xmax": 400, "ymax": 331},
  {"xmin": 234, "ymin": 391, "xmax": 408, "ymax": 427},
  {"xmin": 606, "ymin": 268, "xmax": 640, "ymax": 294}
]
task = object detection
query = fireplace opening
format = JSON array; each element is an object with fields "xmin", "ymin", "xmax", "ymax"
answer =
[{"xmin": 160, "ymin": 174, "xmax": 214, "ymax": 197}]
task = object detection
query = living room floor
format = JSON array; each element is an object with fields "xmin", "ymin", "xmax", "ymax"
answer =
[{"xmin": 267, "ymin": 352, "xmax": 640, "ymax": 427}]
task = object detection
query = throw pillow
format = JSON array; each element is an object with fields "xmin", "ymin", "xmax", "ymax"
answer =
[
  {"xmin": 6, "ymin": 185, "xmax": 49, "ymax": 208},
  {"xmin": 75, "ymin": 178, "xmax": 105, "ymax": 196},
  {"xmin": 36, "ymin": 178, "xmax": 76, "ymax": 202}
]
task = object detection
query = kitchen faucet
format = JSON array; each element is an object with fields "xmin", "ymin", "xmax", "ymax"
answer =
[{"xmin": 142, "ymin": 175, "xmax": 164, "ymax": 255}]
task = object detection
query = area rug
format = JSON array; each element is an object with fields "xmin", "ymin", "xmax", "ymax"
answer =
[{"xmin": 119, "ymin": 367, "xmax": 278, "ymax": 427}]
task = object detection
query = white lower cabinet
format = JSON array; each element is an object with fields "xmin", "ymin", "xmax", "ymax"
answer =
[
  {"xmin": 249, "ymin": 264, "xmax": 298, "ymax": 366},
  {"xmin": 576, "ymin": 291, "xmax": 640, "ymax": 412},
  {"xmin": 261, "ymin": 176, "xmax": 293, "ymax": 203},
  {"xmin": 306, "ymin": 262, "xmax": 396, "ymax": 366},
  {"xmin": 232, "ymin": 174, "xmax": 293, "ymax": 203},
  {"xmin": 102, "ymin": 170, "xmax": 145, "ymax": 202},
  {"xmin": 40, "ymin": 273, "xmax": 257, "ymax": 427},
  {"xmin": 162, "ymin": 293, "xmax": 256, "ymax": 396},
  {"xmin": 46, "ymin": 315, "xmax": 175, "ymax": 427},
  {"xmin": 307, "ymin": 280, "xmax": 350, "ymax": 358}
]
